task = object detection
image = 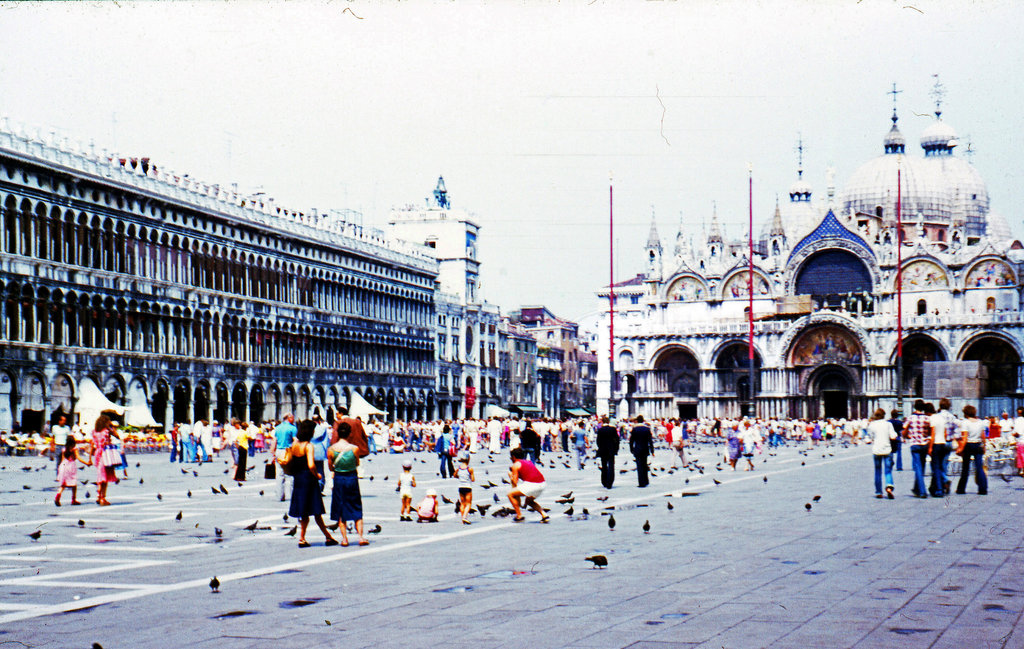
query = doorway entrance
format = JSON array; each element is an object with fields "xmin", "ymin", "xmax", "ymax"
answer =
[
  {"xmin": 677, "ymin": 403, "xmax": 697, "ymax": 420},
  {"xmin": 815, "ymin": 369, "xmax": 852, "ymax": 419},
  {"xmin": 822, "ymin": 391, "xmax": 848, "ymax": 419}
]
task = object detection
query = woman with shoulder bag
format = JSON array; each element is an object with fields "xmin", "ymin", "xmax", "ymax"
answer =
[
  {"xmin": 281, "ymin": 419, "xmax": 337, "ymax": 547},
  {"xmin": 868, "ymin": 408, "xmax": 897, "ymax": 499}
]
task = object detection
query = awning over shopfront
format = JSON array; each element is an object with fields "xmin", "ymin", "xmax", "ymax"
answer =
[
  {"xmin": 483, "ymin": 404, "xmax": 511, "ymax": 418},
  {"xmin": 509, "ymin": 405, "xmax": 544, "ymax": 417},
  {"xmin": 565, "ymin": 408, "xmax": 590, "ymax": 417}
]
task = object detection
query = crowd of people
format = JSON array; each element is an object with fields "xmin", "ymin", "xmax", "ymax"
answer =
[{"xmin": 11, "ymin": 399, "xmax": 1024, "ymax": 528}]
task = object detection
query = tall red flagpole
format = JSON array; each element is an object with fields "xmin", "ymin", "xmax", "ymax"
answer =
[
  {"xmin": 748, "ymin": 165, "xmax": 755, "ymax": 418},
  {"xmin": 609, "ymin": 174, "xmax": 616, "ymax": 417},
  {"xmin": 896, "ymin": 163, "xmax": 904, "ymax": 414}
]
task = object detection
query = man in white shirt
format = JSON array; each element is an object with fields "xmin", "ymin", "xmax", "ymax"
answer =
[
  {"xmin": 928, "ymin": 398, "xmax": 955, "ymax": 497},
  {"xmin": 50, "ymin": 415, "xmax": 71, "ymax": 475}
]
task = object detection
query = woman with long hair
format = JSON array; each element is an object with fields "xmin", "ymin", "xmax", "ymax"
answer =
[{"xmin": 89, "ymin": 414, "xmax": 119, "ymax": 506}]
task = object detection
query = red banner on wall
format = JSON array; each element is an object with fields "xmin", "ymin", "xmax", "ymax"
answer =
[{"xmin": 465, "ymin": 386, "xmax": 476, "ymax": 408}]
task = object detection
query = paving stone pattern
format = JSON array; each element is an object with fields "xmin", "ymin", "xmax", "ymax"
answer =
[{"xmin": 0, "ymin": 440, "xmax": 1020, "ymax": 648}]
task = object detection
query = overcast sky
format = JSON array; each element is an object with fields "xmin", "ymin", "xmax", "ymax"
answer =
[{"xmin": 1, "ymin": 1, "xmax": 1021, "ymax": 321}]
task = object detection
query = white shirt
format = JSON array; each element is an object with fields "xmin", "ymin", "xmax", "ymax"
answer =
[
  {"xmin": 52, "ymin": 425, "xmax": 70, "ymax": 446},
  {"xmin": 1014, "ymin": 416, "xmax": 1024, "ymax": 436},
  {"xmin": 869, "ymin": 419, "xmax": 897, "ymax": 455},
  {"xmin": 961, "ymin": 418, "xmax": 987, "ymax": 444},
  {"xmin": 929, "ymin": 411, "xmax": 954, "ymax": 444}
]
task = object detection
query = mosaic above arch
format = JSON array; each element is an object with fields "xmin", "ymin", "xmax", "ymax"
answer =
[
  {"xmin": 900, "ymin": 259, "xmax": 948, "ymax": 290},
  {"xmin": 790, "ymin": 325, "xmax": 863, "ymax": 367},
  {"xmin": 722, "ymin": 271, "xmax": 770, "ymax": 299},
  {"xmin": 965, "ymin": 259, "xmax": 1015, "ymax": 288},
  {"xmin": 666, "ymin": 276, "xmax": 707, "ymax": 302}
]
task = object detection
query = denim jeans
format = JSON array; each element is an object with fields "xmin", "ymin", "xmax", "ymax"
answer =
[
  {"xmin": 873, "ymin": 454, "xmax": 894, "ymax": 495},
  {"xmin": 930, "ymin": 443, "xmax": 949, "ymax": 496},
  {"xmin": 892, "ymin": 438, "xmax": 903, "ymax": 470},
  {"xmin": 956, "ymin": 443, "xmax": 988, "ymax": 494},
  {"xmin": 910, "ymin": 445, "xmax": 929, "ymax": 496}
]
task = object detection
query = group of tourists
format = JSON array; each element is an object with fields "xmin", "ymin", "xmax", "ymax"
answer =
[{"xmin": 867, "ymin": 400, "xmax": 1024, "ymax": 499}]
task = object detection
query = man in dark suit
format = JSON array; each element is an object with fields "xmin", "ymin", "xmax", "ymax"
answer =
[
  {"xmin": 595, "ymin": 416, "xmax": 620, "ymax": 489},
  {"xmin": 630, "ymin": 415, "xmax": 655, "ymax": 488}
]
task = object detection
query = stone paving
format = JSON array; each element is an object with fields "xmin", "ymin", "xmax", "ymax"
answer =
[{"xmin": 0, "ymin": 440, "xmax": 1021, "ymax": 648}]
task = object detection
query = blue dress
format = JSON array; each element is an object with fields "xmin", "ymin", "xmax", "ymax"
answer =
[{"xmin": 288, "ymin": 456, "xmax": 325, "ymax": 518}]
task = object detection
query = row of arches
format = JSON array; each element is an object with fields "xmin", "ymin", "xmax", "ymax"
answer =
[
  {"xmin": 0, "ymin": 281, "xmax": 433, "ymax": 375},
  {"xmin": 0, "ymin": 196, "xmax": 434, "ymax": 327},
  {"xmin": 0, "ymin": 371, "xmax": 442, "ymax": 434},
  {"xmin": 618, "ymin": 330, "xmax": 1021, "ymax": 401},
  {"xmin": 664, "ymin": 252, "xmax": 1017, "ymax": 303}
]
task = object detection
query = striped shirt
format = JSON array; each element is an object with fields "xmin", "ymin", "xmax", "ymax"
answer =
[{"xmin": 904, "ymin": 412, "xmax": 931, "ymax": 446}]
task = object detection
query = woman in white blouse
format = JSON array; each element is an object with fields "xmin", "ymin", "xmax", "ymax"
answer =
[{"xmin": 868, "ymin": 408, "xmax": 898, "ymax": 499}]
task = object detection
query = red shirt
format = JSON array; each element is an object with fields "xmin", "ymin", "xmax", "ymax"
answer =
[{"xmin": 516, "ymin": 459, "xmax": 544, "ymax": 483}]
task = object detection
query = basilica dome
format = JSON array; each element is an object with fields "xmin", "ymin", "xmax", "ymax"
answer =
[{"xmin": 838, "ymin": 113, "xmax": 992, "ymax": 235}]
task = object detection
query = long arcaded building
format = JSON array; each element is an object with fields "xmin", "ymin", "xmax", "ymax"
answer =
[{"xmin": 0, "ymin": 121, "xmax": 439, "ymax": 432}]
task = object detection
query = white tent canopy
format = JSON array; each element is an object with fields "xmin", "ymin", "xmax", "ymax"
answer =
[
  {"xmin": 75, "ymin": 378, "xmax": 125, "ymax": 429},
  {"xmin": 348, "ymin": 391, "xmax": 386, "ymax": 420},
  {"xmin": 124, "ymin": 383, "xmax": 159, "ymax": 428},
  {"xmin": 484, "ymin": 404, "xmax": 511, "ymax": 418}
]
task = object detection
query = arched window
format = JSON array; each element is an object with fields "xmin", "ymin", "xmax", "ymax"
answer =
[
  {"xmin": 917, "ymin": 299, "xmax": 927, "ymax": 316},
  {"xmin": 986, "ymin": 297, "xmax": 996, "ymax": 313}
]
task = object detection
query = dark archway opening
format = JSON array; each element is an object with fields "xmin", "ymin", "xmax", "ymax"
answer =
[{"xmin": 794, "ymin": 249, "xmax": 873, "ymax": 309}]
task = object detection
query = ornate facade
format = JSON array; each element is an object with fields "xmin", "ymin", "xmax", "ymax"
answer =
[
  {"xmin": 598, "ymin": 95, "xmax": 1024, "ymax": 420},
  {"xmin": 0, "ymin": 122, "xmax": 438, "ymax": 432}
]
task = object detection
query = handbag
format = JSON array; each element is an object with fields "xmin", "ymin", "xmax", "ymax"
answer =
[
  {"xmin": 100, "ymin": 445, "xmax": 121, "ymax": 466},
  {"xmin": 264, "ymin": 462, "xmax": 276, "ymax": 480}
]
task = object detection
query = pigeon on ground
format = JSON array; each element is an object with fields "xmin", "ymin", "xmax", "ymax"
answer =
[
  {"xmin": 285, "ymin": 526, "xmax": 297, "ymax": 537},
  {"xmin": 763, "ymin": 476, "xmax": 768, "ymax": 483},
  {"xmin": 175, "ymin": 511, "xmax": 183, "ymax": 521},
  {"xmin": 139, "ymin": 478, "xmax": 144, "ymax": 485},
  {"xmin": 812, "ymin": 495, "xmax": 821, "ymax": 502},
  {"xmin": 243, "ymin": 520, "xmax": 258, "ymax": 531},
  {"xmin": 214, "ymin": 527, "xmax": 223, "ymax": 537},
  {"xmin": 608, "ymin": 514, "xmax": 616, "ymax": 530},
  {"xmin": 585, "ymin": 554, "xmax": 608, "ymax": 569},
  {"xmin": 157, "ymin": 493, "xmax": 162, "ymax": 501},
  {"xmin": 667, "ymin": 502, "xmax": 674, "ymax": 511},
  {"xmin": 441, "ymin": 494, "xmax": 453, "ymax": 504},
  {"xmin": 564, "ymin": 506, "xmax": 574, "ymax": 516},
  {"xmin": 713, "ymin": 479, "xmax": 722, "ymax": 485},
  {"xmin": 492, "ymin": 493, "xmax": 500, "ymax": 503},
  {"xmin": 643, "ymin": 520, "xmax": 651, "ymax": 534},
  {"xmin": 209, "ymin": 576, "xmax": 220, "ymax": 592},
  {"xmin": 219, "ymin": 484, "xmax": 229, "ymax": 495},
  {"xmin": 187, "ymin": 490, "xmax": 192, "ymax": 498},
  {"xmin": 560, "ymin": 491, "xmax": 573, "ymax": 499},
  {"xmin": 211, "ymin": 487, "xmax": 219, "ymax": 495},
  {"xmin": 78, "ymin": 519, "xmax": 85, "ymax": 527},
  {"xmin": 368, "ymin": 524, "xmax": 382, "ymax": 534},
  {"xmin": 805, "ymin": 503, "xmax": 812, "ymax": 512},
  {"xmin": 28, "ymin": 530, "xmax": 42, "ymax": 540},
  {"xmin": 283, "ymin": 514, "xmax": 289, "ymax": 523}
]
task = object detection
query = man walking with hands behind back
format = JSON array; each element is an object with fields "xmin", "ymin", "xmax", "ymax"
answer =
[
  {"xmin": 630, "ymin": 416, "xmax": 655, "ymax": 488},
  {"xmin": 595, "ymin": 416, "xmax": 619, "ymax": 489}
]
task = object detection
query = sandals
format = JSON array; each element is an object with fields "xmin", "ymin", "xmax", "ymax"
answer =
[
  {"xmin": 325, "ymin": 538, "xmax": 339, "ymax": 547},
  {"xmin": 540, "ymin": 516, "xmax": 550, "ymax": 523},
  {"xmin": 513, "ymin": 516, "xmax": 525, "ymax": 522},
  {"xmin": 297, "ymin": 541, "xmax": 311, "ymax": 548},
  {"xmin": 358, "ymin": 539, "xmax": 369, "ymax": 546}
]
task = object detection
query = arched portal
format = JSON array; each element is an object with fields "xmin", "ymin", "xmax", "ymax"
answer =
[
  {"xmin": 214, "ymin": 382, "xmax": 229, "ymax": 424},
  {"xmin": 714, "ymin": 343, "xmax": 762, "ymax": 406},
  {"xmin": 809, "ymin": 365, "xmax": 855, "ymax": 420},
  {"xmin": 172, "ymin": 379, "xmax": 191, "ymax": 424},
  {"xmin": 898, "ymin": 335, "xmax": 946, "ymax": 398},
  {"xmin": 249, "ymin": 384, "xmax": 264, "ymax": 424},
  {"xmin": 194, "ymin": 382, "xmax": 211, "ymax": 422},
  {"xmin": 962, "ymin": 336, "xmax": 1021, "ymax": 397},
  {"xmin": 232, "ymin": 382, "xmax": 248, "ymax": 422},
  {"xmin": 653, "ymin": 347, "xmax": 700, "ymax": 420},
  {"xmin": 152, "ymin": 380, "xmax": 170, "ymax": 428},
  {"xmin": 21, "ymin": 374, "xmax": 45, "ymax": 434}
]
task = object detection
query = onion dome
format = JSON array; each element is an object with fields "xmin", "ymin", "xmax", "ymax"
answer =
[
  {"xmin": 883, "ymin": 111, "xmax": 905, "ymax": 154},
  {"xmin": 920, "ymin": 118, "xmax": 958, "ymax": 156}
]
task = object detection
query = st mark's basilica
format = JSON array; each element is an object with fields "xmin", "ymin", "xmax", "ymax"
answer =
[{"xmin": 601, "ymin": 88, "xmax": 1024, "ymax": 421}]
